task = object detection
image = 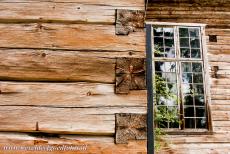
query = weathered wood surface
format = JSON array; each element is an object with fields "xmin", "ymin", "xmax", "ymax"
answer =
[
  {"xmin": 0, "ymin": 49, "xmax": 116, "ymax": 83},
  {"xmin": 115, "ymin": 113, "xmax": 146, "ymax": 144},
  {"xmin": 0, "ymin": 82, "xmax": 147, "ymax": 107},
  {"xmin": 147, "ymin": 2, "xmax": 230, "ymax": 28},
  {"xmin": 0, "ymin": 106, "xmax": 146, "ymax": 134},
  {"xmin": 0, "ymin": 132, "xmax": 147, "ymax": 154},
  {"xmin": 0, "ymin": 1, "xmax": 144, "ymax": 24},
  {"xmin": 0, "ymin": 24, "xmax": 145, "ymax": 51}
]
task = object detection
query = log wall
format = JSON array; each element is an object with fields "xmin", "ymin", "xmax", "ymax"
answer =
[
  {"xmin": 0, "ymin": 0, "xmax": 147, "ymax": 153},
  {"xmin": 147, "ymin": 0, "xmax": 230, "ymax": 153}
]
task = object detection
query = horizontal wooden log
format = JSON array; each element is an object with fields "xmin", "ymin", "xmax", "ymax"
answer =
[
  {"xmin": 0, "ymin": 82, "xmax": 147, "ymax": 107},
  {"xmin": 212, "ymin": 111, "xmax": 230, "ymax": 121},
  {"xmin": 0, "ymin": 132, "xmax": 147, "ymax": 154},
  {"xmin": 0, "ymin": 106, "xmax": 146, "ymax": 134},
  {"xmin": 0, "ymin": 0, "xmax": 145, "ymax": 7},
  {"xmin": 0, "ymin": 23, "xmax": 145, "ymax": 51},
  {"xmin": 166, "ymin": 134, "xmax": 230, "ymax": 143},
  {"xmin": 0, "ymin": 49, "xmax": 116, "ymax": 83},
  {"xmin": 208, "ymin": 54, "xmax": 230, "ymax": 62},
  {"xmin": 0, "ymin": 1, "xmax": 144, "ymax": 24}
]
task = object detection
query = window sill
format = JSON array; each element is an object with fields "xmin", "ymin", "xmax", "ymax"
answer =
[{"xmin": 162, "ymin": 129, "xmax": 213, "ymax": 135}]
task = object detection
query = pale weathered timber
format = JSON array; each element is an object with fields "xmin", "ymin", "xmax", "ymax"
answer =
[
  {"xmin": 0, "ymin": 1, "xmax": 144, "ymax": 24},
  {"xmin": 0, "ymin": 82, "xmax": 147, "ymax": 107},
  {"xmin": 0, "ymin": 49, "xmax": 115, "ymax": 83},
  {"xmin": 115, "ymin": 113, "xmax": 147, "ymax": 144},
  {"xmin": 0, "ymin": 106, "xmax": 146, "ymax": 134},
  {"xmin": 0, "ymin": 0, "xmax": 145, "ymax": 7},
  {"xmin": 0, "ymin": 132, "xmax": 147, "ymax": 154},
  {"xmin": 0, "ymin": 23, "xmax": 145, "ymax": 52}
]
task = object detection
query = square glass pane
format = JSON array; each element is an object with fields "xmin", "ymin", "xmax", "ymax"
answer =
[
  {"xmin": 184, "ymin": 95, "xmax": 193, "ymax": 105},
  {"xmin": 154, "ymin": 37, "xmax": 163, "ymax": 47},
  {"xmin": 155, "ymin": 61, "xmax": 164, "ymax": 72},
  {"xmin": 164, "ymin": 28, "xmax": 174, "ymax": 37},
  {"xmin": 192, "ymin": 63, "xmax": 202, "ymax": 72},
  {"xmin": 165, "ymin": 48, "xmax": 175, "ymax": 58},
  {"xmin": 166, "ymin": 73, "xmax": 177, "ymax": 83},
  {"xmin": 194, "ymin": 84, "xmax": 204, "ymax": 94},
  {"xmin": 190, "ymin": 38, "xmax": 200, "ymax": 48},
  {"xmin": 179, "ymin": 28, "xmax": 189, "ymax": 37},
  {"xmin": 195, "ymin": 95, "xmax": 205, "ymax": 106},
  {"xmin": 185, "ymin": 118, "xmax": 195, "ymax": 128},
  {"xmin": 154, "ymin": 27, "xmax": 163, "ymax": 36},
  {"xmin": 196, "ymin": 118, "xmax": 206, "ymax": 128},
  {"xmin": 154, "ymin": 47, "xmax": 164, "ymax": 57},
  {"xmin": 165, "ymin": 38, "xmax": 174, "ymax": 47},
  {"xmin": 196, "ymin": 107, "xmax": 206, "ymax": 117},
  {"xmin": 182, "ymin": 62, "xmax": 191, "ymax": 72},
  {"xmin": 182, "ymin": 73, "xmax": 192, "ymax": 83},
  {"xmin": 182, "ymin": 84, "xmax": 193, "ymax": 94},
  {"xmin": 184, "ymin": 106, "xmax": 195, "ymax": 117},
  {"xmin": 189, "ymin": 28, "xmax": 200, "ymax": 37},
  {"xmin": 164, "ymin": 62, "xmax": 176, "ymax": 72},
  {"xmin": 157, "ymin": 95, "xmax": 167, "ymax": 105},
  {"xmin": 168, "ymin": 83, "xmax": 177, "ymax": 94},
  {"xmin": 191, "ymin": 49, "xmax": 201, "ymax": 58},
  {"xmin": 181, "ymin": 48, "xmax": 190, "ymax": 58},
  {"xmin": 180, "ymin": 38, "xmax": 190, "ymax": 47},
  {"xmin": 193, "ymin": 73, "xmax": 203, "ymax": 83}
]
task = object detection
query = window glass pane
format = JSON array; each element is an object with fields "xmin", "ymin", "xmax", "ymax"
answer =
[
  {"xmin": 182, "ymin": 84, "xmax": 193, "ymax": 94},
  {"xmin": 165, "ymin": 38, "xmax": 174, "ymax": 47},
  {"xmin": 182, "ymin": 73, "xmax": 192, "ymax": 83},
  {"xmin": 154, "ymin": 37, "xmax": 163, "ymax": 47},
  {"xmin": 166, "ymin": 73, "xmax": 177, "ymax": 83},
  {"xmin": 194, "ymin": 84, "xmax": 204, "ymax": 94},
  {"xmin": 184, "ymin": 106, "xmax": 195, "ymax": 117},
  {"xmin": 192, "ymin": 63, "xmax": 202, "ymax": 72},
  {"xmin": 191, "ymin": 49, "xmax": 201, "ymax": 58},
  {"xmin": 195, "ymin": 95, "xmax": 205, "ymax": 106},
  {"xmin": 181, "ymin": 48, "xmax": 190, "ymax": 58},
  {"xmin": 185, "ymin": 118, "xmax": 195, "ymax": 128},
  {"xmin": 182, "ymin": 62, "xmax": 191, "ymax": 72},
  {"xmin": 193, "ymin": 73, "xmax": 203, "ymax": 83},
  {"xmin": 154, "ymin": 27, "xmax": 163, "ymax": 36},
  {"xmin": 164, "ymin": 28, "xmax": 174, "ymax": 37},
  {"xmin": 189, "ymin": 28, "xmax": 200, "ymax": 37},
  {"xmin": 190, "ymin": 38, "xmax": 200, "ymax": 48},
  {"xmin": 184, "ymin": 95, "xmax": 193, "ymax": 105},
  {"xmin": 168, "ymin": 83, "xmax": 177, "ymax": 94},
  {"xmin": 196, "ymin": 107, "xmax": 206, "ymax": 117},
  {"xmin": 155, "ymin": 61, "xmax": 164, "ymax": 72},
  {"xmin": 179, "ymin": 28, "xmax": 189, "ymax": 37},
  {"xmin": 165, "ymin": 48, "xmax": 175, "ymax": 58},
  {"xmin": 180, "ymin": 38, "xmax": 190, "ymax": 47},
  {"xmin": 164, "ymin": 62, "xmax": 176, "ymax": 72},
  {"xmin": 154, "ymin": 47, "xmax": 164, "ymax": 57},
  {"xmin": 196, "ymin": 118, "xmax": 206, "ymax": 128}
]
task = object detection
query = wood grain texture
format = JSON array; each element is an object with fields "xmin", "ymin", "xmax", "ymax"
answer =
[
  {"xmin": 0, "ymin": 82, "xmax": 147, "ymax": 107},
  {"xmin": 0, "ymin": 1, "xmax": 144, "ymax": 24},
  {"xmin": 0, "ymin": 106, "xmax": 146, "ymax": 134},
  {"xmin": 146, "ymin": 2, "xmax": 230, "ymax": 28},
  {"xmin": 115, "ymin": 113, "xmax": 147, "ymax": 144},
  {"xmin": 0, "ymin": 132, "xmax": 147, "ymax": 154},
  {"xmin": 0, "ymin": 23, "xmax": 145, "ymax": 51},
  {"xmin": 0, "ymin": 49, "xmax": 115, "ymax": 83}
]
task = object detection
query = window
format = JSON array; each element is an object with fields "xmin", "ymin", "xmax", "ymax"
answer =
[{"xmin": 149, "ymin": 23, "xmax": 211, "ymax": 132}]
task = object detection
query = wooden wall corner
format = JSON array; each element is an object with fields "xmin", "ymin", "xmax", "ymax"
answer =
[
  {"xmin": 115, "ymin": 9, "xmax": 145, "ymax": 35},
  {"xmin": 115, "ymin": 113, "xmax": 147, "ymax": 144},
  {"xmin": 115, "ymin": 57, "xmax": 146, "ymax": 94}
]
